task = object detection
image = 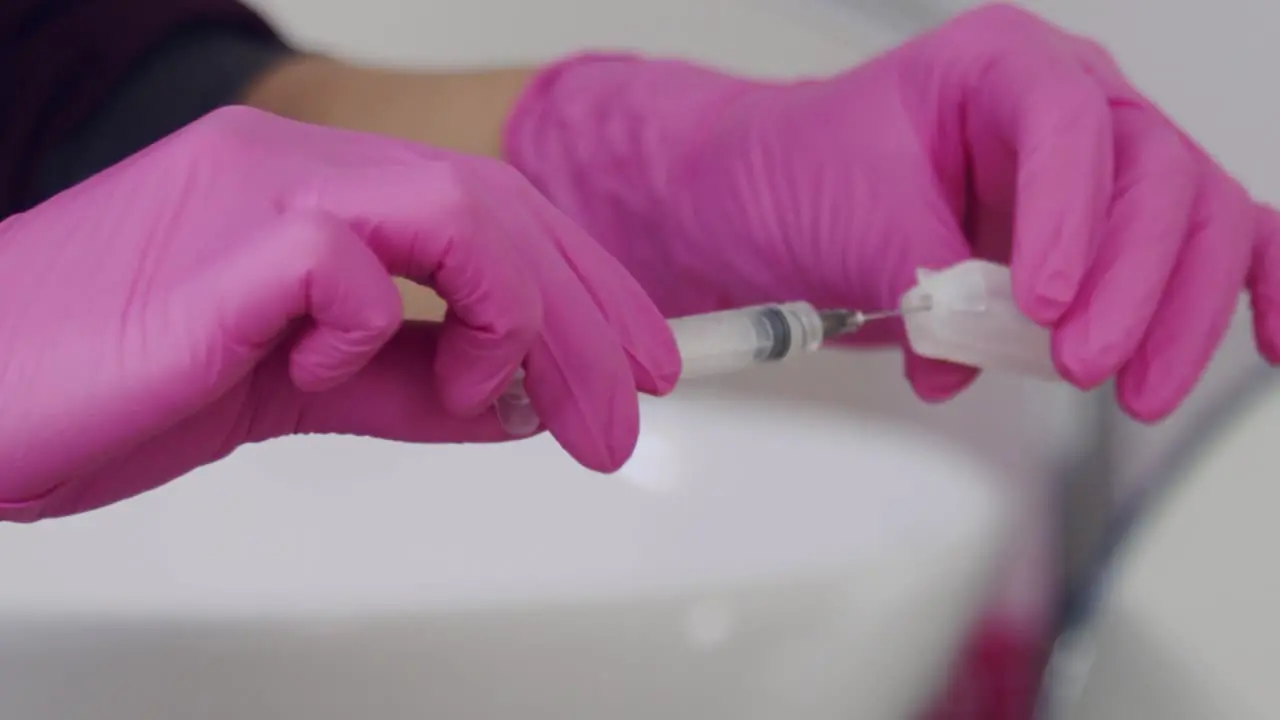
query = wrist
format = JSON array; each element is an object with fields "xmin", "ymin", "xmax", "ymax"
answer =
[
  {"xmin": 238, "ymin": 53, "xmax": 349, "ymax": 124},
  {"xmin": 242, "ymin": 57, "xmax": 533, "ymax": 158}
]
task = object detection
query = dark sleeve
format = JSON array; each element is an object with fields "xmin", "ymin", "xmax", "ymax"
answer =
[{"xmin": 0, "ymin": 0, "xmax": 292, "ymax": 218}]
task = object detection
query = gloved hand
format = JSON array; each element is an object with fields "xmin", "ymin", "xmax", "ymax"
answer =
[
  {"xmin": 506, "ymin": 2, "xmax": 1280, "ymax": 421},
  {"xmin": 0, "ymin": 107, "xmax": 678, "ymax": 522}
]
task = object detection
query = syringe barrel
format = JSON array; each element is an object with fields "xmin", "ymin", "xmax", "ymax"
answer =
[
  {"xmin": 495, "ymin": 301, "xmax": 827, "ymax": 435},
  {"xmin": 672, "ymin": 301, "xmax": 826, "ymax": 379}
]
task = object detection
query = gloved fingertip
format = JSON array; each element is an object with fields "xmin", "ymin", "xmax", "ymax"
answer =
[
  {"xmin": 1116, "ymin": 394, "xmax": 1173, "ymax": 425},
  {"xmin": 1254, "ymin": 317, "xmax": 1280, "ymax": 366},
  {"xmin": 600, "ymin": 394, "xmax": 642, "ymax": 473},
  {"xmin": 904, "ymin": 352, "xmax": 978, "ymax": 403},
  {"xmin": 591, "ymin": 286, "xmax": 681, "ymax": 396},
  {"xmin": 1050, "ymin": 329, "xmax": 1112, "ymax": 391},
  {"xmin": 590, "ymin": 448, "xmax": 634, "ymax": 475},
  {"xmin": 1249, "ymin": 203, "xmax": 1280, "ymax": 364},
  {"xmin": 611, "ymin": 305, "xmax": 680, "ymax": 397},
  {"xmin": 1248, "ymin": 302, "xmax": 1280, "ymax": 365},
  {"xmin": 1115, "ymin": 365, "xmax": 1177, "ymax": 425},
  {"xmin": 569, "ymin": 405, "xmax": 640, "ymax": 474},
  {"xmin": 1013, "ymin": 268, "xmax": 1077, "ymax": 327},
  {"xmin": 626, "ymin": 344, "xmax": 682, "ymax": 397},
  {"xmin": 526, "ymin": 346, "xmax": 642, "ymax": 474}
]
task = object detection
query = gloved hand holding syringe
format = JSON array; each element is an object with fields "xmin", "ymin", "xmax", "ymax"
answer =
[{"xmin": 497, "ymin": 259, "xmax": 1056, "ymax": 435}]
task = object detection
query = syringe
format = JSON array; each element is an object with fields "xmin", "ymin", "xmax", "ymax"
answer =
[{"xmin": 495, "ymin": 301, "xmax": 917, "ymax": 435}]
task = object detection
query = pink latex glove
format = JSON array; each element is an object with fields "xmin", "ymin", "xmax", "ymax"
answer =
[
  {"xmin": 0, "ymin": 107, "xmax": 678, "ymax": 522},
  {"xmin": 506, "ymin": 2, "xmax": 1280, "ymax": 421}
]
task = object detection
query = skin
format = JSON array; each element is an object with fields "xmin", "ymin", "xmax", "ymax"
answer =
[{"xmin": 240, "ymin": 56, "xmax": 537, "ymax": 322}]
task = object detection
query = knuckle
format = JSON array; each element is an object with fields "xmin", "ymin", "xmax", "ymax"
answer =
[
  {"xmin": 930, "ymin": 4, "xmax": 1062, "ymax": 66},
  {"xmin": 338, "ymin": 160, "xmax": 485, "ymax": 270},
  {"xmin": 1036, "ymin": 69, "xmax": 1110, "ymax": 120},
  {"xmin": 421, "ymin": 163, "xmax": 485, "ymax": 269},
  {"xmin": 1072, "ymin": 35, "xmax": 1119, "ymax": 69},
  {"xmin": 420, "ymin": 162, "xmax": 480, "ymax": 228},
  {"xmin": 269, "ymin": 212, "xmax": 402, "ymax": 337},
  {"xmin": 948, "ymin": 2, "xmax": 1050, "ymax": 42},
  {"xmin": 272, "ymin": 212, "xmax": 351, "ymax": 275},
  {"xmin": 381, "ymin": 160, "xmax": 483, "ymax": 241},
  {"xmin": 398, "ymin": 160, "xmax": 542, "ymax": 340}
]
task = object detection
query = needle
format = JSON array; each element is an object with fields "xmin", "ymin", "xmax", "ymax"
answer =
[{"xmin": 818, "ymin": 301, "xmax": 932, "ymax": 341}]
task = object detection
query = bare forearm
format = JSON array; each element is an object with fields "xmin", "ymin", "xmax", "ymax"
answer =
[{"xmin": 241, "ymin": 57, "xmax": 534, "ymax": 159}]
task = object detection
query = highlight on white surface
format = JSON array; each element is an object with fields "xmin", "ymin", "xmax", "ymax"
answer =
[{"xmin": 0, "ymin": 388, "xmax": 1011, "ymax": 720}]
